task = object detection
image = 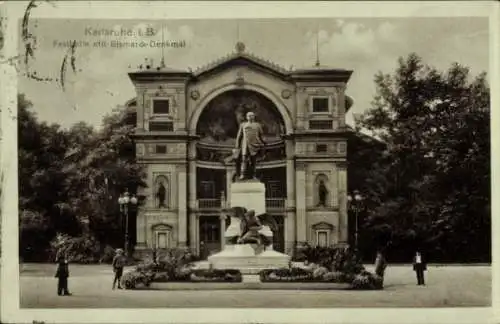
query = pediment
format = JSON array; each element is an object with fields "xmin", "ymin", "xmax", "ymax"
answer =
[
  {"xmin": 193, "ymin": 52, "xmax": 290, "ymax": 81},
  {"xmin": 151, "ymin": 223, "xmax": 173, "ymax": 231},
  {"xmin": 312, "ymin": 221, "xmax": 334, "ymax": 230}
]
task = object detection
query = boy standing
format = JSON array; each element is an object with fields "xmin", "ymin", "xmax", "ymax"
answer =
[
  {"xmin": 55, "ymin": 254, "xmax": 71, "ymax": 296},
  {"xmin": 112, "ymin": 249, "xmax": 126, "ymax": 289}
]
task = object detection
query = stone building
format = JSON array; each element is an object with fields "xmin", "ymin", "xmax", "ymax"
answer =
[{"xmin": 126, "ymin": 43, "xmax": 354, "ymax": 257}]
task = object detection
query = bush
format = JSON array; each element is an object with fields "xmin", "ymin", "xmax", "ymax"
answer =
[
  {"xmin": 122, "ymin": 268, "xmax": 243, "ymax": 288},
  {"xmin": 259, "ymin": 266, "xmax": 382, "ymax": 288},
  {"xmin": 323, "ymin": 271, "xmax": 344, "ymax": 283},
  {"xmin": 49, "ymin": 233, "xmax": 102, "ymax": 263},
  {"xmin": 99, "ymin": 245, "xmax": 117, "ymax": 264},
  {"xmin": 260, "ymin": 268, "xmax": 314, "ymax": 282},
  {"xmin": 121, "ymin": 270, "xmax": 154, "ymax": 289},
  {"xmin": 155, "ymin": 248, "xmax": 198, "ymax": 279},
  {"xmin": 351, "ymin": 272, "xmax": 384, "ymax": 290},
  {"xmin": 312, "ymin": 266, "xmax": 329, "ymax": 279},
  {"xmin": 188, "ymin": 269, "xmax": 242, "ymax": 282},
  {"xmin": 294, "ymin": 246, "xmax": 365, "ymax": 275}
]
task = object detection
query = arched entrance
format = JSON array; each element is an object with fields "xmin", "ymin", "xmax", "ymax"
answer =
[{"xmin": 192, "ymin": 89, "xmax": 288, "ymax": 255}]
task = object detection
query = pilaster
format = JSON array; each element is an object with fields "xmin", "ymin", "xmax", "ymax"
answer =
[
  {"xmin": 285, "ymin": 140, "xmax": 296, "ymax": 208},
  {"xmin": 295, "ymin": 161, "xmax": 307, "ymax": 244},
  {"xmin": 337, "ymin": 161, "xmax": 348, "ymax": 243},
  {"xmin": 285, "ymin": 211, "xmax": 296, "ymax": 255},
  {"xmin": 135, "ymin": 208, "xmax": 147, "ymax": 247},
  {"xmin": 177, "ymin": 164, "xmax": 188, "ymax": 246}
]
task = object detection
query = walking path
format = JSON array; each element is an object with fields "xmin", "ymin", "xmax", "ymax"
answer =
[{"xmin": 19, "ymin": 263, "xmax": 491, "ymax": 308}]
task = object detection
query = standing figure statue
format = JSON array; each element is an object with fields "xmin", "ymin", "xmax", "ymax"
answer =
[
  {"xmin": 234, "ymin": 111, "xmax": 266, "ymax": 180},
  {"xmin": 318, "ymin": 180, "xmax": 328, "ymax": 207},
  {"xmin": 157, "ymin": 182, "xmax": 167, "ymax": 208}
]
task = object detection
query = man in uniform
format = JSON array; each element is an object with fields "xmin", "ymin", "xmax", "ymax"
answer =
[{"xmin": 234, "ymin": 111, "xmax": 266, "ymax": 180}]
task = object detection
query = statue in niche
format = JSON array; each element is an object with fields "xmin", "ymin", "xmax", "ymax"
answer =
[
  {"xmin": 156, "ymin": 181, "xmax": 167, "ymax": 208},
  {"xmin": 317, "ymin": 179, "xmax": 329, "ymax": 207}
]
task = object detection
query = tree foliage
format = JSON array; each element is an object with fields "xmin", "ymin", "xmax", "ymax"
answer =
[
  {"xmin": 18, "ymin": 94, "xmax": 145, "ymax": 261},
  {"xmin": 349, "ymin": 53, "xmax": 490, "ymax": 262}
]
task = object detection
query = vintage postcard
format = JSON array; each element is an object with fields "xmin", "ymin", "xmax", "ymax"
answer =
[{"xmin": 0, "ymin": 1, "xmax": 497, "ymax": 324}]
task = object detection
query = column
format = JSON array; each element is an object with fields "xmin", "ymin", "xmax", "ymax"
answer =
[
  {"xmin": 226, "ymin": 167, "xmax": 235, "ymax": 207},
  {"xmin": 285, "ymin": 211, "xmax": 296, "ymax": 255},
  {"xmin": 337, "ymin": 161, "xmax": 348, "ymax": 243},
  {"xmin": 295, "ymin": 161, "xmax": 307, "ymax": 246},
  {"xmin": 177, "ymin": 164, "xmax": 187, "ymax": 247},
  {"xmin": 220, "ymin": 214, "xmax": 227, "ymax": 249}
]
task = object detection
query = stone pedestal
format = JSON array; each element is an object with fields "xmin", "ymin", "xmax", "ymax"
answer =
[
  {"xmin": 230, "ymin": 180, "xmax": 266, "ymax": 215},
  {"xmin": 208, "ymin": 180, "xmax": 290, "ymax": 274}
]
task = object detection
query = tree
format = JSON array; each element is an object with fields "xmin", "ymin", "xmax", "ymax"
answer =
[
  {"xmin": 18, "ymin": 94, "xmax": 146, "ymax": 261},
  {"xmin": 355, "ymin": 54, "xmax": 490, "ymax": 262},
  {"xmin": 60, "ymin": 106, "xmax": 146, "ymax": 249}
]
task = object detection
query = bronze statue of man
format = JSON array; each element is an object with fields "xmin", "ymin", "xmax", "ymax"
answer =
[{"xmin": 234, "ymin": 111, "xmax": 266, "ymax": 180}]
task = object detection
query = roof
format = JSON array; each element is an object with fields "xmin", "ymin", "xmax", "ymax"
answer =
[
  {"xmin": 127, "ymin": 42, "xmax": 353, "ymax": 83},
  {"xmin": 131, "ymin": 65, "xmax": 189, "ymax": 74}
]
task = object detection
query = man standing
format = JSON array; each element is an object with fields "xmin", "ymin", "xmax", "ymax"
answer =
[
  {"xmin": 413, "ymin": 251, "xmax": 427, "ymax": 286},
  {"xmin": 55, "ymin": 254, "xmax": 71, "ymax": 296},
  {"xmin": 235, "ymin": 111, "xmax": 266, "ymax": 180}
]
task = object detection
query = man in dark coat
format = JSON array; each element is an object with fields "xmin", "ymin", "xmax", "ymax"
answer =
[
  {"xmin": 55, "ymin": 254, "xmax": 71, "ymax": 296},
  {"xmin": 413, "ymin": 251, "xmax": 427, "ymax": 285}
]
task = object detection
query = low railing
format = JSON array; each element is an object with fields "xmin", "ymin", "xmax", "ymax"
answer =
[
  {"xmin": 266, "ymin": 198, "xmax": 286, "ymax": 209},
  {"xmin": 197, "ymin": 199, "xmax": 222, "ymax": 209},
  {"xmin": 196, "ymin": 198, "xmax": 286, "ymax": 210}
]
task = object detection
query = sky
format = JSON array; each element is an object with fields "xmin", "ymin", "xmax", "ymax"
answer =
[{"xmin": 18, "ymin": 17, "xmax": 489, "ymax": 129}]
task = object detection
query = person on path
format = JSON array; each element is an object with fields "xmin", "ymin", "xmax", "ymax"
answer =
[
  {"xmin": 413, "ymin": 251, "xmax": 427, "ymax": 286},
  {"xmin": 55, "ymin": 254, "xmax": 71, "ymax": 296},
  {"xmin": 112, "ymin": 248, "xmax": 126, "ymax": 289},
  {"xmin": 374, "ymin": 250, "xmax": 387, "ymax": 278}
]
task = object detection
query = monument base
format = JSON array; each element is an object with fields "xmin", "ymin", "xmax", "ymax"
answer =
[
  {"xmin": 211, "ymin": 179, "xmax": 290, "ymax": 274},
  {"xmin": 208, "ymin": 244, "xmax": 291, "ymax": 274}
]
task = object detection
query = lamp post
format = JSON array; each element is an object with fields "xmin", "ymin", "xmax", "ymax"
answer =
[
  {"xmin": 118, "ymin": 190, "xmax": 138, "ymax": 257},
  {"xmin": 347, "ymin": 190, "xmax": 363, "ymax": 252}
]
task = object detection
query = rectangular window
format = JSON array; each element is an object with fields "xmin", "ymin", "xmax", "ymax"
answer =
[
  {"xmin": 155, "ymin": 145, "xmax": 167, "ymax": 154},
  {"xmin": 153, "ymin": 99, "xmax": 170, "ymax": 114},
  {"xmin": 317, "ymin": 230, "xmax": 329, "ymax": 247},
  {"xmin": 316, "ymin": 144, "xmax": 328, "ymax": 153},
  {"xmin": 149, "ymin": 121, "xmax": 174, "ymax": 132},
  {"xmin": 309, "ymin": 120, "xmax": 333, "ymax": 130},
  {"xmin": 312, "ymin": 97, "xmax": 329, "ymax": 113}
]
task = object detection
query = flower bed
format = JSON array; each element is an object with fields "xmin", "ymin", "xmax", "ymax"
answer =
[
  {"xmin": 259, "ymin": 267, "xmax": 382, "ymax": 289},
  {"xmin": 260, "ymin": 267, "xmax": 347, "ymax": 283},
  {"xmin": 122, "ymin": 268, "xmax": 242, "ymax": 289}
]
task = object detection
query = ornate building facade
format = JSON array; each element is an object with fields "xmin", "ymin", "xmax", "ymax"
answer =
[{"xmin": 127, "ymin": 43, "xmax": 354, "ymax": 257}]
